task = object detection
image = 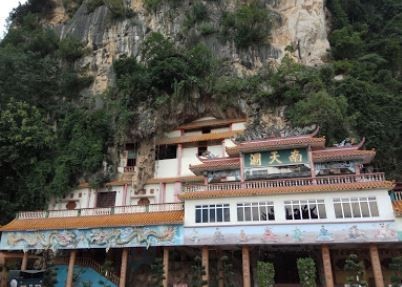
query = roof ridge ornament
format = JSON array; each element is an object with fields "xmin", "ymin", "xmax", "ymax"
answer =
[{"xmin": 233, "ymin": 124, "xmax": 318, "ymax": 143}]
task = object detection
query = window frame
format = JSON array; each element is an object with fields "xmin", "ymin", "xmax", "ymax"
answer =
[
  {"xmin": 284, "ymin": 199, "xmax": 327, "ymax": 220},
  {"xmin": 333, "ymin": 197, "xmax": 379, "ymax": 219},
  {"xmin": 237, "ymin": 201, "xmax": 275, "ymax": 222},
  {"xmin": 195, "ymin": 204, "xmax": 230, "ymax": 223}
]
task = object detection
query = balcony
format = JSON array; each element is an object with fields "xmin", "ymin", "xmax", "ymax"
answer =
[
  {"xmin": 182, "ymin": 172, "xmax": 386, "ymax": 193},
  {"xmin": 17, "ymin": 202, "xmax": 184, "ymax": 220}
]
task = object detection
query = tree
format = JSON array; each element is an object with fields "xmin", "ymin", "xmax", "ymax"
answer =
[
  {"xmin": 190, "ymin": 256, "xmax": 207, "ymax": 287},
  {"xmin": 256, "ymin": 261, "xmax": 275, "ymax": 287},
  {"xmin": 150, "ymin": 258, "xmax": 165, "ymax": 287},
  {"xmin": 219, "ymin": 255, "xmax": 235, "ymax": 287},
  {"xmin": 344, "ymin": 254, "xmax": 367, "ymax": 286},
  {"xmin": 389, "ymin": 256, "xmax": 402, "ymax": 286},
  {"xmin": 297, "ymin": 257, "xmax": 317, "ymax": 287}
]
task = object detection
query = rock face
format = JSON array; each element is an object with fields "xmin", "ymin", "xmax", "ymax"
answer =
[
  {"xmin": 271, "ymin": 0, "xmax": 330, "ymax": 66},
  {"xmin": 49, "ymin": 0, "xmax": 329, "ymax": 94}
]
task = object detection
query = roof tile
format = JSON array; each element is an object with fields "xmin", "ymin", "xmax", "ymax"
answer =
[{"xmin": 0, "ymin": 211, "xmax": 184, "ymax": 231}]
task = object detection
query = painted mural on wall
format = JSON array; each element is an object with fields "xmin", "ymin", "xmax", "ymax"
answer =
[
  {"xmin": 1, "ymin": 225, "xmax": 183, "ymax": 251},
  {"xmin": 184, "ymin": 222, "xmax": 398, "ymax": 245}
]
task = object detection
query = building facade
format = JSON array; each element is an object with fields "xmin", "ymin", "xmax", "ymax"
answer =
[{"xmin": 0, "ymin": 117, "xmax": 401, "ymax": 287}]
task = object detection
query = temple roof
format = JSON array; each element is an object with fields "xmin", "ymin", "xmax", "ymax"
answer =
[
  {"xmin": 312, "ymin": 149, "xmax": 376, "ymax": 163},
  {"xmin": 0, "ymin": 210, "xmax": 184, "ymax": 231},
  {"xmin": 177, "ymin": 118, "xmax": 246, "ymax": 130},
  {"xmin": 179, "ymin": 181, "xmax": 394, "ymax": 200},
  {"xmin": 189, "ymin": 158, "xmax": 240, "ymax": 175},
  {"xmin": 226, "ymin": 136, "xmax": 326, "ymax": 156}
]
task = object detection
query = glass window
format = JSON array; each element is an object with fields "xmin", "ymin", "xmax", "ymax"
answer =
[
  {"xmin": 237, "ymin": 202, "xmax": 275, "ymax": 222},
  {"xmin": 284, "ymin": 199, "xmax": 326, "ymax": 220},
  {"xmin": 195, "ymin": 204, "xmax": 230, "ymax": 223},
  {"xmin": 333, "ymin": 197, "xmax": 379, "ymax": 219}
]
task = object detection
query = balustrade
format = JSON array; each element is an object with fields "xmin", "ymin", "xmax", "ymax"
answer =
[
  {"xmin": 182, "ymin": 172, "xmax": 386, "ymax": 193},
  {"xmin": 17, "ymin": 202, "xmax": 184, "ymax": 220}
]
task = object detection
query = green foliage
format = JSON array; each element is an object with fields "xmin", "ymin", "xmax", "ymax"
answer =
[
  {"xmin": 143, "ymin": 0, "xmax": 181, "ymax": 13},
  {"xmin": 62, "ymin": 0, "xmax": 84, "ymax": 17},
  {"xmin": 150, "ymin": 258, "xmax": 165, "ymax": 286},
  {"xmin": 219, "ymin": 255, "xmax": 235, "ymax": 287},
  {"xmin": 287, "ymin": 91, "xmax": 350, "ymax": 141},
  {"xmin": 0, "ymin": 100, "xmax": 54, "ymax": 223},
  {"xmin": 0, "ymin": 14, "xmax": 112, "ymax": 224},
  {"xmin": 389, "ymin": 256, "xmax": 402, "ymax": 286},
  {"xmin": 221, "ymin": 2, "xmax": 274, "ymax": 48},
  {"xmin": 59, "ymin": 36, "xmax": 87, "ymax": 62},
  {"xmin": 183, "ymin": 2, "xmax": 209, "ymax": 30},
  {"xmin": 42, "ymin": 251, "xmax": 58, "ymax": 287},
  {"xmin": 143, "ymin": 0, "xmax": 162, "ymax": 13},
  {"xmin": 190, "ymin": 256, "xmax": 207, "ymax": 287},
  {"xmin": 114, "ymin": 33, "xmax": 216, "ymax": 109},
  {"xmin": 344, "ymin": 254, "xmax": 367, "ymax": 286},
  {"xmin": 86, "ymin": 0, "xmax": 104, "ymax": 13},
  {"xmin": 256, "ymin": 261, "xmax": 275, "ymax": 287},
  {"xmin": 326, "ymin": 0, "xmax": 402, "ymax": 178},
  {"xmin": 9, "ymin": 0, "xmax": 56, "ymax": 24},
  {"xmin": 296, "ymin": 257, "xmax": 317, "ymax": 287}
]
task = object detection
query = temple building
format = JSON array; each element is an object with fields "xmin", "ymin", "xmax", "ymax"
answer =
[{"xmin": 0, "ymin": 117, "xmax": 401, "ymax": 287}]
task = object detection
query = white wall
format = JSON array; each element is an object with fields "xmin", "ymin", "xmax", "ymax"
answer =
[
  {"xmin": 165, "ymin": 183, "xmax": 178, "ymax": 202},
  {"xmin": 211, "ymin": 127, "xmax": 230, "ymax": 133},
  {"xmin": 231, "ymin": 122, "xmax": 246, "ymax": 131},
  {"xmin": 129, "ymin": 184, "xmax": 160, "ymax": 205},
  {"xmin": 164, "ymin": 130, "xmax": 182, "ymax": 138},
  {"xmin": 154, "ymin": 158, "xmax": 178, "ymax": 178},
  {"xmin": 208, "ymin": 144, "xmax": 224, "ymax": 157},
  {"xmin": 181, "ymin": 147, "xmax": 201, "ymax": 176},
  {"xmin": 184, "ymin": 189, "xmax": 394, "ymax": 227}
]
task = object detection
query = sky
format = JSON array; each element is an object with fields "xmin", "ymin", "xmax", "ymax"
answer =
[{"xmin": 0, "ymin": 0, "xmax": 28, "ymax": 38}]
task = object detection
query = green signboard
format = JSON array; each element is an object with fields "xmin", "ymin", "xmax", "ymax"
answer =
[{"xmin": 244, "ymin": 148, "xmax": 309, "ymax": 168}]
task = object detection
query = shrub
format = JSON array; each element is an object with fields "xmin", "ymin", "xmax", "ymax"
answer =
[
  {"xmin": 297, "ymin": 257, "xmax": 317, "ymax": 287},
  {"xmin": 257, "ymin": 261, "xmax": 275, "ymax": 287},
  {"xmin": 86, "ymin": 0, "xmax": 104, "ymax": 13},
  {"xmin": 344, "ymin": 254, "xmax": 367, "ymax": 286},
  {"xmin": 221, "ymin": 2, "xmax": 273, "ymax": 48}
]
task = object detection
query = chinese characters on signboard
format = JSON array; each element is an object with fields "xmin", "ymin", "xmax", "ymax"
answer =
[{"xmin": 245, "ymin": 149, "xmax": 310, "ymax": 180}]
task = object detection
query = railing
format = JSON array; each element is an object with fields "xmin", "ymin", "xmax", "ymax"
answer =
[
  {"xmin": 17, "ymin": 202, "xmax": 184, "ymax": 220},
  {"xmin": 124, "ymin": 166, "xmax": 136, "ymax": 173},
  {"xmin": 54, "ymin": 256, "xmax": 120, "ymax": 285},
  {"xmin": 182, "ymin": 172, "xmax": 386, "ymax": 193},
  {"xmin": 391, "ymin": 191, "xmax": 402, "ymax": 201}
]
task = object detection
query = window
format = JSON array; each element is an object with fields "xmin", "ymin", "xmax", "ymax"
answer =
[
  {"xmin": 156, "ymin": 144, "xmax": 177, "ymax": 160},
  {"xmin": 96, "ymin": 192, "xmax": 116, "ymax": 208},
  {"xmin": 333, "ymin": 197, "xmax": 379, "ymax": 219},
  {"xmin": 284, "ymin": 200, "xmax": 326, "ymax": 220},
  {"xmin": 202, "ymin": 127, "xmax": 211, "ymax": 134},
  {"xmin": 198, "ymin": 141, "xmax": 208, "ymax": 156},
  {"xmin": 195, "ymin": 204, "xmax": 230, "ymax": 223},
  {"xmin": 126, "ymin": 143, "xmax": 137, "ymax": 167},
  {"xmin": 237, "ymin": 202, "xmax": 275, "ymax": 222}
]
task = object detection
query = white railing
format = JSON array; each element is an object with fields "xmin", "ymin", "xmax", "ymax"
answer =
[
  {"xmin": 17, "ymin": 202, "xmax": 184, "ymax": 220},
  {"xmin": 182, "ymin": 172, "xmax": 386, "ymax": 193}
]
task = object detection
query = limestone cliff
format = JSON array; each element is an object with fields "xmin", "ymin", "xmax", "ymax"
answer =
[{"xmin": 48, "ymin": 0, "xmax": 329, "ymax": 94}]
